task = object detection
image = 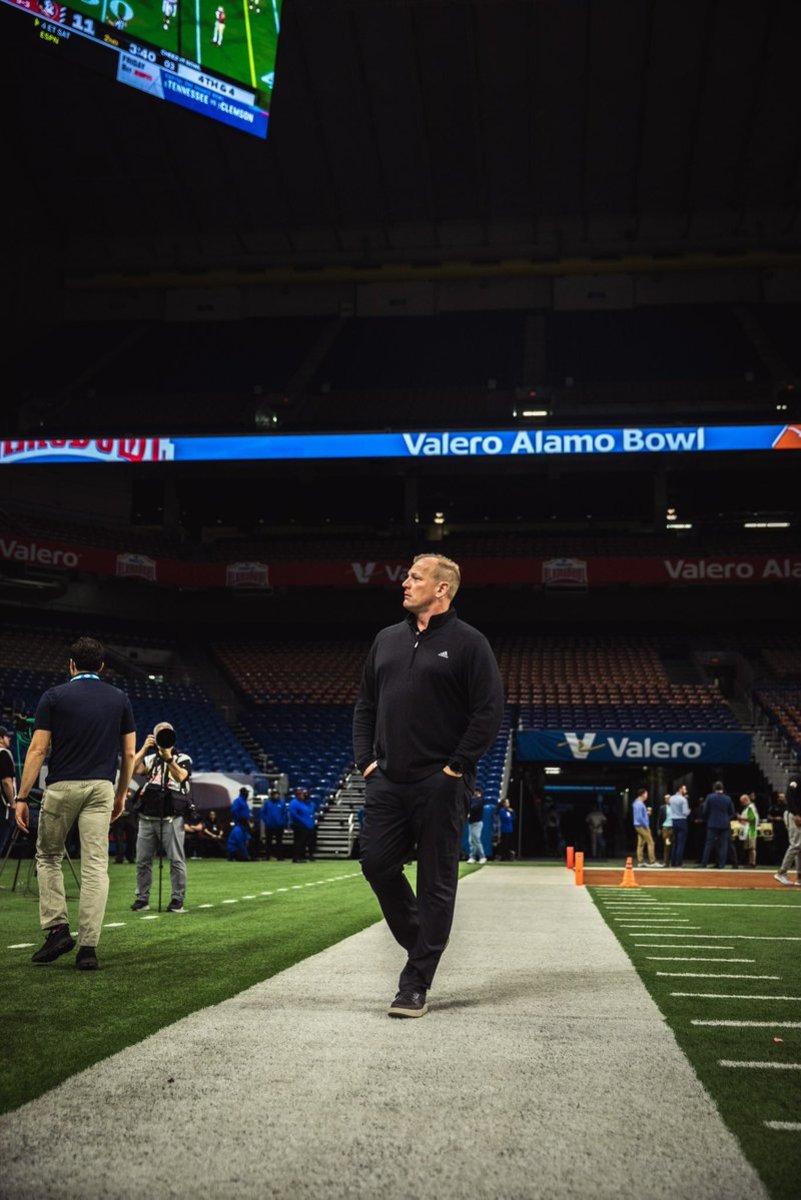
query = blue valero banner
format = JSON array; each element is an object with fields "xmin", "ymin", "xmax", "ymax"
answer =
[
  {"xmin": 516, "ymin": 729, "xmax": 753, "ymax": 764},
  {"xmin": 0, "ymin": 424, "xmax": 799, "ymax": 465}
]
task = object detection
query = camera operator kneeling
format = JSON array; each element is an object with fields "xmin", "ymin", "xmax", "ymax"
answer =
[{"xmin": 130, "ymin": 723, "xmax": 193, "ymax": 914}]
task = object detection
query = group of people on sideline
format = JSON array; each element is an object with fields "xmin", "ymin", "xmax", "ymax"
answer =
[
  {"xmin": 183, "ymin": 785, "xmax": 321, "ymax": 863},
  {"xmin": 628, "ymin": 780, "xmax": 799, "ymax": 876}
]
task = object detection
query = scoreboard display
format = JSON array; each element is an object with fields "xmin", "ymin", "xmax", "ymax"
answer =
[{"xmin": 1, "ymin": 0, "xmax": 283, "ymax": 137}]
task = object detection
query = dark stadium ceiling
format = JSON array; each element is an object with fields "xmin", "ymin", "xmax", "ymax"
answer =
[{"xmin": 6, "ymin": 0, "xmax": 801, "ymax": 287}]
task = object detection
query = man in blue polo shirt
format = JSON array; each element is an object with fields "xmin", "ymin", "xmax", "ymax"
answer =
[{"xmin": 15, "ymin": 636, "xmax": 136, "ymax": 970}]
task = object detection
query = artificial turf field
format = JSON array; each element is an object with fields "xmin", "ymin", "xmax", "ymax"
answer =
[
  {"xmin": 3, "ymin": 861, "xmax": 800, "ymax": 1200},
  {"xmin": 590, "ymin": 884, "xmax": 801, "ymax": 1200},
  {"xmin": 0, "ymin": 858, "xmax": 387, "ymax": 1115}
]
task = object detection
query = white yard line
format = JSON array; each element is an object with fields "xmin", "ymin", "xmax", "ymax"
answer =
[
  {"xmin": 635, "ymin": 944, "xmax": 736, "ymax": 949},
  {"xmin": 623, "ymin": 933, "xmax": 801, "ymax": 941},
  {"xmin": 692, "ymin": 1021, "xmax": 801, "ymax": 1027},
  {"xmin": 619, "ymin": 926, "xmax": 703, "ymax": 931},
  {"xmin": 720, "ymin": 1061, "xmax": 801, "ymax": 1070},
  {"xmin": 648, "ymin": 957, "xmax": 755, "ymax": 963},
  {"xmin": 658, "ymin": 972, "xmax": 780, "ymax": 980},
  {"xmin": 764, "ymin": 1121, "xmax": 801, "ymax": 1130},
  {"xmin": 649, "ymin": 902, "xmax": 801, "ymax": 909},
  {"xmin": 672, "ymin": 992, "xmax": 801, "ymax": 1000}
]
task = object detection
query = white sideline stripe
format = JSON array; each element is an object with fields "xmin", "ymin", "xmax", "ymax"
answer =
[
  {"xmin": 720, "ymin": 1061, "xmax": 801, "ymax": 1071},
  {"xmin": 673, "ymin": 993, "xmax": 801, "ymax": 1000},
  {"xmin": 636, "ymin": 944, "xmax": 736, "ymax": 950},
  {"xmin": 764, "ymin": 1121, "xmax": 801, "ymax": 1130},
  {"xmin": 3, "ymin": 872, "xmax": 360, "ymax": 954},
  {"xmin": 655, "ymin": 902, "xmax": 801, "ymax": 909},
  {"xmin": 621, "ymin": 927, "xmax": 703, "ymax": 931},
  {"xmin": 624, "ymin": 933, "xmax": 801, "ymax": 941},
  {"xmin": 648, "ymin": 957, "xmax": 755, "ymax": 963},
  {"xmin": 658, "ymin": 972, "xmax": 780, "ymax": 980},
  {"xmin": 291, "ymin": 885, "xmax": 303, "ymax": 890},
  {"xmin": 692, "ymin": 1021, "xmax": 801, "ymax": 1027}
]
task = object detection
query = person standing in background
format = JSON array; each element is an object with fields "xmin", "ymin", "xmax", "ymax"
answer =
[
  {"xmin": 632, "ymin": 787, "xmax": 658, "ymax": 867},
  {"xmin": 496, "ymin": 797, "xmax": 516, "ymax": 861},
  {"xmin": 466, "ymin": 787, "xmax": 486, "ymax": 864},
  {"xmin": 699, "ymin": 781, "xmax": 736, "ymax": 870},
  {"xmin": 669, "ymin": 784, "xmax": 691, "ymax": 867},
  {"xmin": 738, "ymin": 793, "xmax": 760, "ymax": 868},
  {"xmin": 260, "ymin": 789, "xmax": 287, "ymax": 860},
  {"xmin": 0, "ymin": 725, "xmax": 17, "ymax": 857}
]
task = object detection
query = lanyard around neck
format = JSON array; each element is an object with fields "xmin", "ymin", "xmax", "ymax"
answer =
[{"xmin": 70, "ymin": 673, "xmax": 100, "ymax": 682}]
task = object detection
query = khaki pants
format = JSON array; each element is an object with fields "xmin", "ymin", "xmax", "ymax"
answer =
[
  {"xmin": 36, "ymin": 779, "xmax": 114, "ymax": 948},
  {"xmin": 635, "ymin": 825, "xmax": 656, "ymax": 864}
]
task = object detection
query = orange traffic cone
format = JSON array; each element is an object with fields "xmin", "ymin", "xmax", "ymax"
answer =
[
  {"xmin": 574, "ymin": 851, "xmax": 584, "ymax": 885},
  {"xmin": 619, "ymin": 856, "xmax": 638, "ymax": 888},
  {"xmin": 566, "ymin": 846, "xmax": 575, "ymax": 870}
]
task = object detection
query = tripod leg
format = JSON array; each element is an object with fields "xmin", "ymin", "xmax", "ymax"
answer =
[{"xmin": 0, "ymin": 826, "xmax": 21, "ymax": 884}]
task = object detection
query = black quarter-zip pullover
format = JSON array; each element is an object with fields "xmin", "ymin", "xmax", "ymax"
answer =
[{"xmin": 353, "ymin": 608, "xmax": 505, "ymax": 785}]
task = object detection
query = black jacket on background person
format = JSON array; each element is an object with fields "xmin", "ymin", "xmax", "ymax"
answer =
[{"xmin": 353, "ymin": 608, "xmax": 504, "ymax": 787}]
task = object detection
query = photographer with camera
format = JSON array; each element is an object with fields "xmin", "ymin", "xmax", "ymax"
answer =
[{"xmin": 130, "ymin": 722, "xmax": 193, "ymax": 914}]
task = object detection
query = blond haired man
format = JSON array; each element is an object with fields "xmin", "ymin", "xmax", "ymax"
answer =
[{"xmin": 354, "ymin": 554, "xmax": 504, "ymax": 1017}]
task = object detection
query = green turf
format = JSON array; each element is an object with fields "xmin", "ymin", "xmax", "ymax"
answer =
[
  {"xmin": 0, "ymin": 858, "xmax": 385, "ymax": 1114},
  {"xmin": 590, "ymin": 885, "xmax": 801, "ymax": 1200}
]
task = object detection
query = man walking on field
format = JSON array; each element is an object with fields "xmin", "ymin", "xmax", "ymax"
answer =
[{"xmin": 353, "ymin": 554, "xmax": 504, "ymax": 1018}]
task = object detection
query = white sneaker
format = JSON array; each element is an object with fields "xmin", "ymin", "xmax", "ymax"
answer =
[
  {"xmin": 652, "ymin": 862, "xmax": 665, "ymax": 867},
  {"xmin": 773, "ymin": 873, "xmax": 791, "ymax": 886},
  {"xmin": 479, "ymin": 857, "xmax": 487, "ymax": 864},
  {"xmin": 467, "ymin": 858, "xmax": 476, "ymax": 864}
]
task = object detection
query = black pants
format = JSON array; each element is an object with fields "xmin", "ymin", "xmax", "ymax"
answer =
[
  {"xmin": 264, "ymin": 827, "xmax": 285, "ymax": 859},
  {"xmin": 700, "ymin": 826, "xmax": 729, "ymax": 869},
  {"xmin": 499, "ymin": 831, "xmax": 515, "ymax": 860},
  {"xmin": 292, "ymin": 826, "xmax": 311, "ymax": 861},
  {"xmin": 360, "ymin": 769, "xmax": 468, "ymax": 993}
]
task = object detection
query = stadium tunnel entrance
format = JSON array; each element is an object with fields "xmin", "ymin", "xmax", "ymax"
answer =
[{"xmin": 508, "ymin": 759, "xmax": 772, "ymax": 862}]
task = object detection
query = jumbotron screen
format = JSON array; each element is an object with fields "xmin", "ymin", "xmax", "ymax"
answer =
[{"xmin": 1, "ymin": 0, "xmax": 283, "ymax": 137}]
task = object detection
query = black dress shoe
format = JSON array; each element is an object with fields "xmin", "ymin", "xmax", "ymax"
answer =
[
  {"xmin": 76, "ymin": 946, "xmax": 99, "ymax": 971},
  {"xmin": 31, "ymin": 925, "xmax": 76, "ymax": 964}
]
